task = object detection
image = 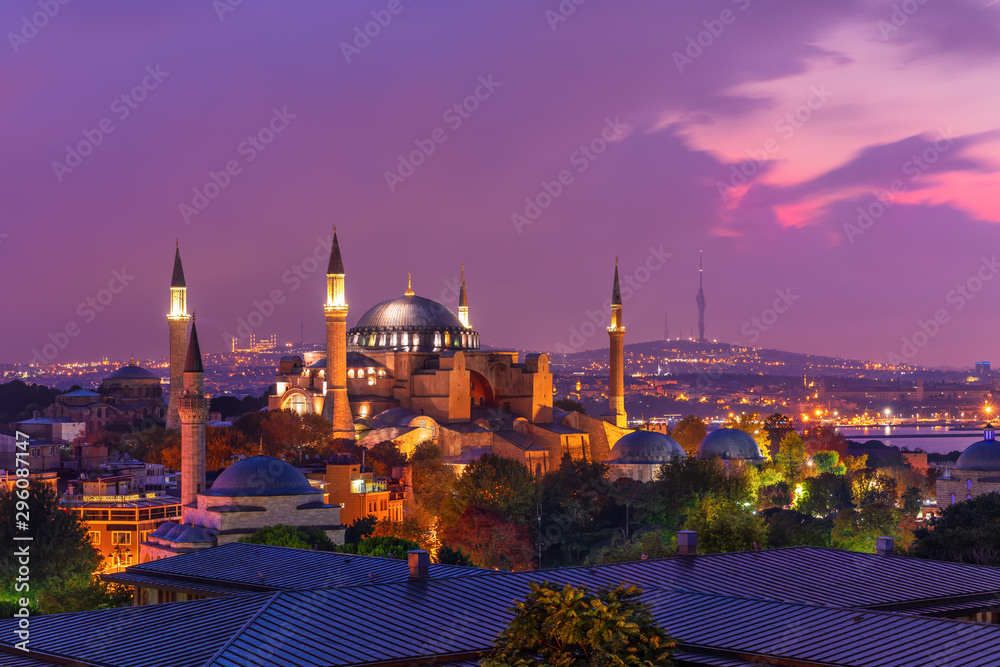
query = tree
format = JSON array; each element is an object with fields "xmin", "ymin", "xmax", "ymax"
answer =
[
  {"xmin": 366, "ymin": 441, "xmax": 408, "ymax": 478},
  {"xmin": 344, "ymin": 515, "xmax": 378, "ymax": 545},
  {"xmin": 439, "ymin": 508, "xmax": 535, "ymax": 571},
  {"xmin": 682, "ymin": 496, "xmax": 766, "ymax": 553},
  {"xmin": 337, "ymin": 536, "xmax": 420, "ymax": 559},
  {"xmin": 410, "ymin": 441, "xmax": 455, "ymax": 516},
  {"xmin": 238, "ymin": 524, "xmax": 335, "ymax": 551},
  {"xmin": 764, "ymin": 509, "xmax": 832, "ymax": 548},
  {"xmin": 850, "ymin": 468, "xmax": 897, "ymax": 508},
  {"xmin": 803, "ymin": 424, "xmax": 849, "ymax": 457},
  {"xmin": 645, "ymin": 457, "xmax": 758, "ymax": 527},
  {"xmin": 372, "ymin": 515, "xmax": 433, "ymax": 552},
  {"xmin": 482, "ymin": 581, "xmax": 675, "ymax": 666},
  {"xmin": 911, "ymin": 492, "xmax": 1000, "ymax": 566},
  {"xmin": 831, "ymin": 505, "xmax": 907, "ymax": 553},
  {"xmin": 443, "ymin": 453, "xmax": 536, "ymax": 528},
  {"xmin": 554, "ymin": 398, "xmax": 586, "ymax": 415},
  {"xmin": 671, "ymin": 415, "xmax": 706, "ymax": 456},
  {"xmin": 539, "ymin": 457, "xmax": 614, "ymax": 567},
  {"xmin": 796, "ymin": 473, "xmax": 852, "ymax": 517},
  {"xmin": 437, "ymin": 544, "xmax": 475, "ymax": 566},
  {"xmin": 775, "ymin": 431, "xmax": 807, "ymax": 487},
  {"xmin": 811, "ymin": 450, "xmax": 846, "ymax": 476},
  {"xmin": 0, "ymin": 484, "xmax": 130, "ymax": 616},
  {"xmin": 585, "ymin": 529, "xmax": 677, "ymax": 565}
]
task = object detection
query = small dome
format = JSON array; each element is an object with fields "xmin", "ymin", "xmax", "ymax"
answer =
[
  {"xmin": 206, "ymin": 455, "xmax": 319, "ymax": 497},
  {"xmin": 697, "ymin": 428, "xmax": 765, "ymax": 461},
  {"xmin": 107, "ymin": 363, "xmax": 158, "ymax": 380},
  {"xmin": 956, "ymin": 427, "xmax": 1000, "ymax": 469},
  {"xmin": 608, "ymin": 430, "xmax": 686, "ymax": 464}
]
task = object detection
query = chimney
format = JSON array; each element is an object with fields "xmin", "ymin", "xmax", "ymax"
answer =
[
  {"xmin": 876, "ymin": 536, "xmax": 894, "ymax": 556},
  {"xmin": 408, "ymin": 550, "xmax": 430, "ymax": 579},
  {"xmin": 32, "ymin": 410, "xmax": 40, "ymax": 419},
  {"xmin": 677, "ymin": 530, "xmax": 698, "ymax": 556}
]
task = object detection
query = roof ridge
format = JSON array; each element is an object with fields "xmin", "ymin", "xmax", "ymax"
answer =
[{"xmin": 202, "ymin": 590, "xmax": 283, "ymax": 667}]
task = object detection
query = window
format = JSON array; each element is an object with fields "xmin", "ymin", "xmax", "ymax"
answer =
[
  {"xmin": 968, "ymin": 494, "xmax": 973, "ymax": 500},
  {"xmin": 967, "ymin": 479, "xmax": 972, "ymax": 491},
  {"xmin": 112, "ymin": 532, "xmax": 131, "ymax": 545},
  {"xmin": 951, "ymin": 493, "xmax": 956, "ymax": 504},
  {"xmin": 348, "ymin": 369, "xmax": 355, "ymax": 378},
  {"xmin": 88, "ymin": 531, "xmax": 101, "ymax": 545}
]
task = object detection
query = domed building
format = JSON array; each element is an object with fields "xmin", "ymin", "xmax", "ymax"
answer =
[
  {"xmin": 606, "ymin": 430, "xmax": 686, "ymax": 482},
  {"xmin": 936, "ymin": 425, "xmax": 1000, "ymax": 507},
  {"xmin": 46, "ymin": 357, "xmax": 167, "ymax": 432},
  {"xmin": 697, "ymin": 428, "xmax": 766, "ymax": 463}
]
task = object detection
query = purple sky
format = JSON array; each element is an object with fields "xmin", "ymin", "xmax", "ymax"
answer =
[{"xmin": 3, "ymin": 0, "xmax": 1000, "ymax": 369}]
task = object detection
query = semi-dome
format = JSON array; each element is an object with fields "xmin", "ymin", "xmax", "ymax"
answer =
[
  {"xmin": 956, "ymin": 425, "xmax": 1000, "ymax": 470},
  {"xmin": 697, "ymin": 428, "xmax": 765, "ymax": 461},
  {"xmin": 349, "ymin": 292, "xmax": 479, "ymax": 352},
  {"xmin": 206, "ymin": 455, "xmax": 319, "ymax": 497},
  {"xmin": 608, "ymin": 430, "xmax": 686, "ymax": 464}
]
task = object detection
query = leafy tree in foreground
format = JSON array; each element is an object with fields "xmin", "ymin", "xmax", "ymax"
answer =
[
  {"xmin": 442, "ymin": 453, "xmax": 537, "ymax": 528},
  {"xmin": 911, "ymin": 492, "xmax": 1000, "ymax": 566},
  {"xmin": 0, "ymin": 484, "xmax": 130, "ymax": 616},
  {"xmin": 683, "ymin": 496, "xmax": 766, "ymax": 553},
  {"xmin": 238, "ymin": 524, "xmax": 336, "ymax": 551},
  {"xmin": 440, "ymin": 508, "xmax": 535, "ymax": 571},
  {"xmin": 482, "ymin": 581, "xmax": 675, "ymax": 667},
  {"xmin": 337, "ymin": 536, "xmax": 420, "ymax": 559},
  {"xmin": 438, "ymin": 544, "xmax": 475, "ymax": 567},
  {"xmin": 344, "ymin": 515, "xmax": 378, "ymax": 545}
]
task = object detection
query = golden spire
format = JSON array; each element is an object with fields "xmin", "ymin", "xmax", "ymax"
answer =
[
  {"xmin": 129, "ymin": 354, "xmax": 135, "ymax": 366},
  {"xmin": 405, "ymin": 273, "xmax": 414, "ymax": 296}
]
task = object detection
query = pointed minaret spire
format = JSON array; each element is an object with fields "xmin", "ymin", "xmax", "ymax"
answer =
[
  {"xmin": 405, "ymin": 273, "xmax": 414, "ymax": 297},
  {"xmin": 167, "ymin": 243, "xmax": 191, "ymax": 430},
  {"xmin": 604, "ymin": 256, "xmax": 626, "ymax": 429},
  {"xmin": 458, "ymin": 263, "xmax": 470, "ymax": 328},
  {"xmin": 171, "ymin": 243, "xmax": 186, "ymax": 288},
  {"xmin": 328, "ymin": 226, "xmax": 345, "ymax": 275},
  {"xmin": 184, "ymin": 321, "xmax": 204, "ymax": 373}
]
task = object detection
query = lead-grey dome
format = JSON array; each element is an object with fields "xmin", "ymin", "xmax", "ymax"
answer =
[
  {"xmin": 608, "ymin": 430, "xmax": 686, "ymax": 464},
  {"xmin": 697, "ymin": 428, "xmax": 765, "ymax": 461},
  {"xmin": 206, "ymin": 455, "xmax": 319, "ymax": 497},
  {"xmin": 349, "ymin": 293, "xmax": 478, "ymax": 352},
  {"xmin": 956, "ymin": 427, "xmax": 1000, "ymax": 470},
  {"xmin": 107, "ymin": 364, "xmax": 158, "ymax": 380}
]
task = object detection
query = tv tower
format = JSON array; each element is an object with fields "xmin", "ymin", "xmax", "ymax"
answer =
[{"xmin": 696, "ymin": 251, "xmax": 706, "ymax": 343}]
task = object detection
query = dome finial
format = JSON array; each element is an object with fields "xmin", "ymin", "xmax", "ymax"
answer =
[
  {"xmin": 405, "ymin": 273, "xmax": 414, "ymax": 296},
  {"xmin": 129, "ymin": 354, "xmax": 135, "ymax": 366}
]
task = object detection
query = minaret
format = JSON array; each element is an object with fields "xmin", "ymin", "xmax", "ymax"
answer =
[
  {"xmin": 167, "ymin": 242, "xmax": 191, "ymax": 430},
  {"xmin": 178, "ymin": 321, "xmax": 209, "ymax": 508},
  {"xmin": 323, "ymin": 228, "xmax": 355, "ymax": 438},
  {"xmin": 696, "ymin": 251, "xmax": 706, "ymax": 343},
  {"xmin": 458, "ymin": 263, "xmax": 470, "ymax": 328},
  {"xmin": 602, "ymin": 257, "xmax": 627, "ymax": 428}
]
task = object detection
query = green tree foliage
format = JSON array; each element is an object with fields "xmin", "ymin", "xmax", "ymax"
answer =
[
  {"xmin": 670, "ymin": 415, "xmax": 706, "ymax": 457},
  {"xmin": 911, "ymin": 492, "xmax": 1000, "ymax": 566},
  {"xmin": 803, "ymin": 424, "xmax": 850, "ymax": 456},
  {"xmin": 0, "ymin": 380, "xmax": 61, "ymax": 423},
  {"xmin": 238, "ymin": 524, "xmax": 336, "ymax": 551},
  {"xmin": 585, "ymin": 529, "xmax": 678, "ymax": 565},
  {"xmin": 482, "ymin": 581, "xmax": 675, "ymax": 667},
  {"xmin": 553, "ymin": 399, "xmax": 586, "ymax": 415},
  {"xmin": 233, "ymin": 409, "xmax": 333, "ymax": 461},
  {"xmin": 372, "ymin": 515, "xmax": 434, "ymax": 552},
  {"xmin": 796, "ymin": 473, "xmax": 852, "ymax": 517},
  {"xmin": 344, "ymin": 515, "xmax": 378, "ymax": 545},
  {"xmin": 763, "ymin": 509, "xmax": 832, "ymax": 548},
  {"xmin": 758, "ymin": 482, "xmax": 792, "ymax": 509},
  {"xmin": 645, "ymin": 457, "xmax": 758, "ymax": 527},
  {"xmin": 337, "ymin": 536, "xmax": 421, "ymax": 559},
  {"xmin": 539, "ymin": 457, "xmax": 614, "ymax": 567},
  {"xmin": 850, "ymin": 468, "xmax": 898, "ymax": 508},
  {"xmin": 831, "ymin": 505, "xmax": 909, "ymax": 553},
  {"xmin": 811, "ymin": 450, "xmax": 846, "ymax": 475},
  {"xmin": 682, "ymin": 496, "xmax": 766, "ymax": 553},
  {"xmin": 0, "ymin": 484, "xmax": 130, "ymax": 616},
  {"xmin": 775, "ymin": 431, "xmax": 808, "ymax": 487},
  {"xmin": 437, "ymin": 544, "xmax": 475, "ymax": 567},
  {"xmin": 410, "ymin": 441, "xmax": 455, "ymax": 516},
  {"xmin": 443, "ymin": 453, "xmax": 536, "ymax": 527}
]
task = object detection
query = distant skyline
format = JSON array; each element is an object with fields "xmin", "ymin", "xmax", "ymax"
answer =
[{"xmin": 3, "ymin": 1, "xmax": 1000, "ymax": 369}]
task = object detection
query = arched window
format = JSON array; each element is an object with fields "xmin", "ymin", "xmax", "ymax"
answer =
[
  {"xmin": 359, "ymin": 405, "xmax": 369, "ymax": 418},
  {"xmin": 951, "ymin": 493, "xmax": 956, "ymax": 504},
  {"xmin": 419, "ymin": 419, "xmax": 426, "ymax": 428},
  {"xmin": 402, "ymin": 333, "xmax": 409, "ymax": 347},
  {"xmin": 968, "ymin": 494, "xmax": 973, "ymax": 500},
  {"xmin": 289, "ymin": 395, "xmax": 308, "ymax": 415},
  {"xmin": 348, "ymin": 369, "xmax": 354, "ymax": 378},
  {"xmin": 967, "ymin": 479, "xmax": 972, "ymax": 491}
]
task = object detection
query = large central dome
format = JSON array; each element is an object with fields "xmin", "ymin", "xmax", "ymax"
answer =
[{"xmin": 350, "ymin": 293, "xmax": 479, "ymax": 352}]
